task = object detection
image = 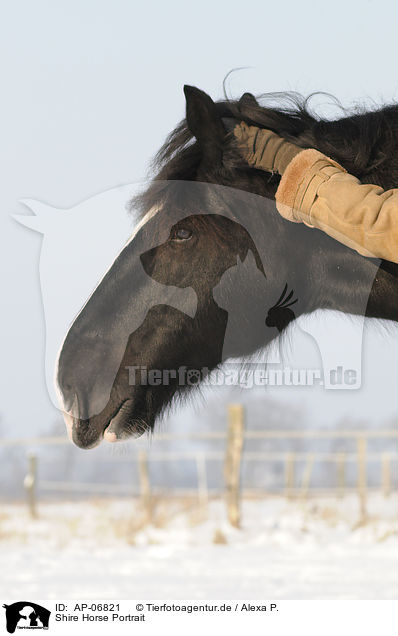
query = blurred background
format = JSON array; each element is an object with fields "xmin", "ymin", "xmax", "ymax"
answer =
[{"xmin": 3, "ymin": 0, "xmax": 398, "ymax": 599}]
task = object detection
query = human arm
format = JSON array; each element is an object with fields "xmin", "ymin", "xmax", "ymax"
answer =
[{"xmin": 234, "ymin": 122, "xmax": 398, "ymax": 262}]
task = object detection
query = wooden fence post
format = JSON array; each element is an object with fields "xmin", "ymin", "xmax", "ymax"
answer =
[
  {"xmin": 299, "ymin": 454, "xmax": 314, "ymax": 502},
  {"xmin": 381, "ymin": 453, "xmax": 391, "ymax": 498},
  {"xmin": 138, "ymin": 451, "xmax": 152, "ymax": 524},
  {"xmin": 357, "ymin": 437, "xmax": 368, "ymax": 521},
  {"xmin": 23, "ymin": 453, "xmax": 37, "ymax": 519},
  {"xmin": 285, "ymin": 453, "xmax": 295, "ymax": 500},
  {"xmin": 224, "ymin": 404, "xmax": 244, "ymax": 528},
  {"xmin": 336, "ymin": 452, "xmax": 346, "ymax": 498},
  {"xmin": 196, "ymin": 453, "xmax": 208, "ymax": 512}
]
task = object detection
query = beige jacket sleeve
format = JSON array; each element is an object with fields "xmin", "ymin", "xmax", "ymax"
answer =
[{"xmin": 275, "ymin": 148, "xmax": 398, "ymax": 262}]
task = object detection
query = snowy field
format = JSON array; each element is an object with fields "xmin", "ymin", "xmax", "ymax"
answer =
[{"xmin": 2, "ymin": 495, "xmax": 398, "ymax": 599}]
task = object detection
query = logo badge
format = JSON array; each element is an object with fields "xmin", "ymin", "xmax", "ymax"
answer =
[{"xmin": 2, "ymin": 603, "xmax": 51, "ymax": 633}]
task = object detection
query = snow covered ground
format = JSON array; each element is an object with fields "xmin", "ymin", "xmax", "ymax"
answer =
[{"xmin": 2, "ymin": 494, "xmax": 398, "ymax": 599}]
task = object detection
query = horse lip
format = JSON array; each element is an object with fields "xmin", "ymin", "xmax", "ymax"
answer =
[
  {"xmin": 63, "ymin": 397, "xmax": 149, "ymax": 448},
  {"xmin": 103, "ymin": 422, "xmax": 118, "ymax": 442},
  {"xmin": 103, "ymin": 399, "xmax": 147, "ymax": 443}
]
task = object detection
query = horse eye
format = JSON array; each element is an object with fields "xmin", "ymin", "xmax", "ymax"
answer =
[{"xmin": 171, "ymin": 228, "xmax": 193, "ymax": 242}]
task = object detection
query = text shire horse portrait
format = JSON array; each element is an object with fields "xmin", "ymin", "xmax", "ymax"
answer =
[{"xmin": 57, "ymin": 85, "xmax": 398, "ymax": 449}]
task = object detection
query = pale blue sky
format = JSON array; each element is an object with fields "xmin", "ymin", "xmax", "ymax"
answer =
[{"xmin": 3, "ymin": 0, "xmax": 398, "ymax": 436}]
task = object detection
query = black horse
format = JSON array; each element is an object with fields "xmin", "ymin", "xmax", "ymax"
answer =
[{"xmin": 57, "ymin": 85, "xmax": 398, "ymax": 449}]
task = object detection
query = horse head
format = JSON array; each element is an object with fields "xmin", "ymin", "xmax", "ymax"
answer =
[{"xmin": 57, "ymin": 85, "xmax": 389, "ymax": 448}]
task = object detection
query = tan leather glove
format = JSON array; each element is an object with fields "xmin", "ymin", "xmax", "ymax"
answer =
[{"xmin": 233, "ymin": 122, "xmax": 303, "ymax": 174}]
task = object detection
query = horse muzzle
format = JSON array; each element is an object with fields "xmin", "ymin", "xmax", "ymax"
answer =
[{"xmin": 62, "ymin": 394, "xmax": 152, "ymax": 449}]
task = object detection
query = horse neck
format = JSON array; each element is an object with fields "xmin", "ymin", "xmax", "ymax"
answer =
[
  {"xmin": 293, "ymin": 231, "xmax": 398, "ymax": 322},
  {"xmin": 366, "ymin": 262, "xmax": 398, "ymax": 322}
]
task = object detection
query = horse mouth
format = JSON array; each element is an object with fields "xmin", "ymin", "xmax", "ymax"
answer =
[
  {"xmin": 103, "ymin": 399, "xmax": 149, "ymax": 443},
  {"xmin": 64, "ymin": 399, "xmax": 151, "ymax": 449}
]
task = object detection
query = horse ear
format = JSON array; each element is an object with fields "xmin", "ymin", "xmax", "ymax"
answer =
[
  {"xmin": 183, "ymin": 85, "xmax": 226, "ymax": 165},
  {"xmin": 238, "ymin": 92, "xmax": 259, "ymax": 108}
]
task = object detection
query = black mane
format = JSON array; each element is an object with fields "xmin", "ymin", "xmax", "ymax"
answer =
[
  {"xmin": 136, "ymin": 91, "xmax": 398, "ymax": 214},
  {"xmin": 132, "ymin": 87, "xmax": 398, "ymax": 297}
]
